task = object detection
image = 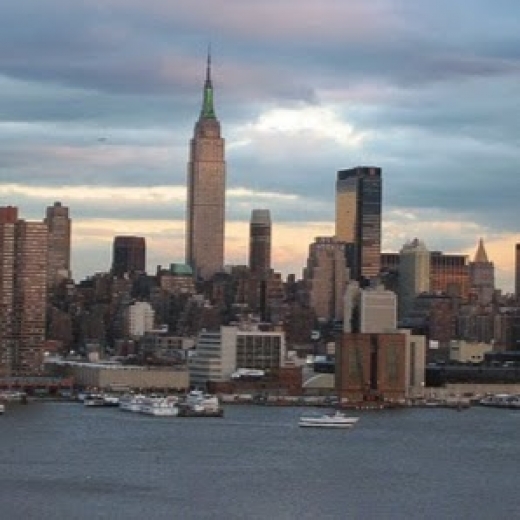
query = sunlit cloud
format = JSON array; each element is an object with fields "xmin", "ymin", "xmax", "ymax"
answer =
[{"xmin": 232, "ymin": 106, "xmax": 368, "ymax": 149}]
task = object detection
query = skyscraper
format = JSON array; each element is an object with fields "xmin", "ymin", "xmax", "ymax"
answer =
[
  {"xmin": 0, "ymin": 206, "xmax": 48, "ymax": 375},
  {"xmin": 249, "ymin": 209, "xmax": 271, "ymax": 277},
  {"xmin": 515, "ymin": 244, "xmax": 520, "ymax": 300},
  {"xmin": 186, "ymin": 52, "xmax": 226, "ymax": 280},
  {"xmin": 45, "ymin": 201, "xmax": 71, "ymax": 289},
  {"xmin": 336, "ymin": 166, "xmax": 382, "ymax": 284},
  {"xmin": 112, "ymin": 236, "xmax": 146, "ymax": 277},
  {"xmin": 398, "ymin": 238, "xmax": 430, "ymax": 320},
  {"xmin": 469, "ymin": 238, "xmax": 494, "ymax": 304},
  {"xmin": 303, "ymin": 237, "xmax": 350, "ymax": 322}
]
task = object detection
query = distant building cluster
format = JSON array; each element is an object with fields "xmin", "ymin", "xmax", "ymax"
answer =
[{"xmin": 3, "ymin": 55, "xmax": 520, "ymax": 401}]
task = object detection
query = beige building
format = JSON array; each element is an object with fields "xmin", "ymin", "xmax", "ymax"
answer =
[
  {"xmin": 45, "ymin": 359, "xmax": 189, "ymax": 391},
  {"xmin": 126, "ymin": 301, "xmax": 155, "ymax": 338},
  {"xmin": 304, "ymin": 237, "xmax": 349, "ymax": 322},
  {"xmin": 343, "ymin": 282, "xmax": 396, "ymax": 333},
  {"xmin": 449, "ymin": 340, "xmax": 492, "ymax": 364},
  {"xmin": 186, "ymin": 53, "xmax": 226, "ymax": 280},
  {"xmin": 359, "ymin": 285, "xmax": 397, "ymax": 333}
]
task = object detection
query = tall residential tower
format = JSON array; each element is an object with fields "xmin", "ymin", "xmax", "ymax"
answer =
[
  {"xmin": 0, "ymin": 207, "xmax": 48, "ymax": 375},
  {"xmin": 186, "ymin": 52, "xmax": 226, "ymax": 280}
]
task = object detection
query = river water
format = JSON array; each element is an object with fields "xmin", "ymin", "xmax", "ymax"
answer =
[{"xmin": 0, "ymin": 401, "xmax": 518, "ymax": 520}]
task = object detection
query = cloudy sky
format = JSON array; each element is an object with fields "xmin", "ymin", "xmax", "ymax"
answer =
[{"xmin": 2, "ymin": 0, "xmax": 520, "ymax": 291}]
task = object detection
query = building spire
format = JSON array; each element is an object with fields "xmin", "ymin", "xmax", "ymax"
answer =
[
  {"xmin": 200, "ymin": 45, "xmax": 216, "ymax": 120},
  {"xmin": 474, "ymin": 237, "xmax": 489, "ymax": 263}
]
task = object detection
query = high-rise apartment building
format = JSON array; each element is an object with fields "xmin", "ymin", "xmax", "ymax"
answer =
[
  {"xmin": 112, "ymin": 236, "xmax": 146, "ymax": 277},
  {"xmin": 186, "ymin": 53, "xmax": 226, "ymax": 280},
  {"xmin": 336, "ymin": 166, "xmax": 382, "ymax": 284},
  {"xmin": 0, "ymin": 207, "xmax": 17, "ymax": 375},
  {"xmin": 398, "ymin": 238, "xmax": 430, "ymax": 320},
  {"xmin": 0, "ymin": 207, "xmax": 48, "ymax": 375},
  {"xmin": 249, "ymin": 209, "xmax": 271, "ymax": 277},
  {"xmin": 45, "ymin": 201, "xmax": 71, "ymax": 289}
]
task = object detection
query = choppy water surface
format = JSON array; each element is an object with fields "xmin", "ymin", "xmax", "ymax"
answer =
[{"xmin": 0, "ymin": 402, "xmax": 518, "ymax": 519}]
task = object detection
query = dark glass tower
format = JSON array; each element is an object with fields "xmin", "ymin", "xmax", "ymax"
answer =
[
  {"xmin": 112, "ymin": 236, "xmax": 146, "ymax": 277},
  {"xmin": 336, "ymin": 166, "xmax": 382, "ymax": 284},
  {"xmin": 249, "ymin": 209, "xmax": 271, "ymax": 277}
]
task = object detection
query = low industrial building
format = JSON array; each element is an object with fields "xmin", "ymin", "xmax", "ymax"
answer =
[{"xmin": 44, "ymin": 359, "xmax": 189, "ymax": 391}]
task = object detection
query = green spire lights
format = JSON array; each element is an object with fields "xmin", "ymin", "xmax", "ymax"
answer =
[{"xmin": 200, "ymin": 49, "xmax": 216, "ymax": 119}]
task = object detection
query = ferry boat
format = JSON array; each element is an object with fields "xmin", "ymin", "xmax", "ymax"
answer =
[{"xmin": 298, "ymin": 411, "xmax": 359, "ymax": 429}]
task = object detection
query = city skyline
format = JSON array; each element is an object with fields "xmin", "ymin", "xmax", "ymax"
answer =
[{"xmin": 1, "ymin": 2, "xmax": 520, "ymax": 290}]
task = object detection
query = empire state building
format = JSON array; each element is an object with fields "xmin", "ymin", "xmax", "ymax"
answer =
[{"xmin": 186, "ymin": 53, "xmax": 226, "ymax": 280}]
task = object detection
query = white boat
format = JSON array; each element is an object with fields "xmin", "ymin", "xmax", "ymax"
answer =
[
  {"xmin": 298, "ymin": 411, "xmax": 359, "ymax": 429},
  {"xmin": 0, "ymin": 403, "xmax": 5, "ymax": 414},
  {"xmin": 101, "ymin": 394, "xmax": 120, "ymax": 407},
  {"xmin": 480, "ymin": 394, "xmax": 520, "ymax": 409},
  {"xmin": 83, "ymin": 394, "xmax": 105, "ymax": 407},
  {"xmin": 119, "ymin": 394, "xmax": 147, "ymax": 412},
  {"xmin": 185, "ymin": 390, "xmax": 220, "ymax": 412},
  {"xmin": 139, "ymin": 396, "xmax": 179, "ymax": 417}
]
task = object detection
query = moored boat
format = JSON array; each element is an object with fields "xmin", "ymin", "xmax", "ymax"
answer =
[
  {"xmin": 185, "ymin": 390, "xmax": 220, "ymax": 412},
  {"xmin": 119, "ymin": 394, "xmax": 147, "ymax": 412},
  {"xmin": 83, "ymin": 394, "xmax": 106, "ymax": 407},
  {"xmin": 139, "ymin": 396, "xmax": 179, "ymax": 417},
  {"xmin": 480, "ymin": 394, "xmax": 520, "ymax": 409},
  {"xmin": 0, "ymin": 403, "xmax": 5, "ymax": 414},
  {"xmin": 298, "ymin": 411, "xmax": 359, "ymax": 428}
]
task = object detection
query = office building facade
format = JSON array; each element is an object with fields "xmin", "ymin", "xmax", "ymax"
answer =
[
  {"xmin": 186, "ymin": 53, "xmax": 226, "ymax": 280},
  {"xmin": 189, "ymin": 325, "xmax": 285, "ymax": 386},
  {"xmin": 336, "ymin": 166, "xmax": 382, "ymax": 284}
]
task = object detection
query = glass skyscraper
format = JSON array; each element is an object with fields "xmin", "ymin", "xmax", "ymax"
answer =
[{"xmin": 336, "ymin": 166, "xmax": 382, "ymax": 284}]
